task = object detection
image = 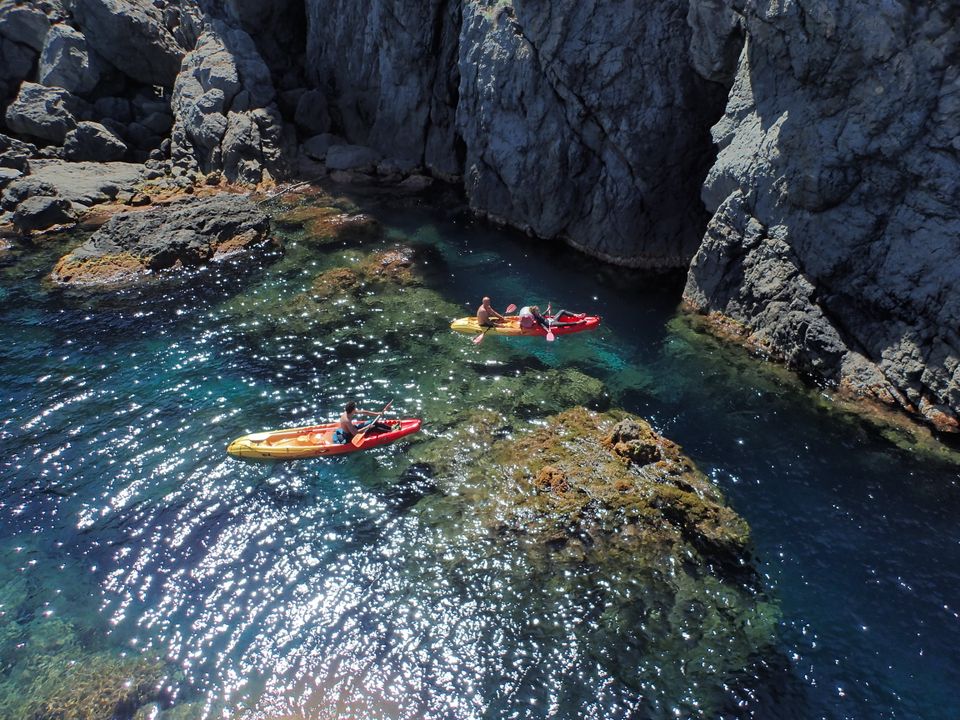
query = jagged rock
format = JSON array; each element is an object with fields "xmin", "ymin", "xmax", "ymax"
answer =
[
  {"xmin": 684, "ymin": 2, "xmax": 960, "ymax": 432},
  {"xmin": 51, "ymin": 193, "xmax": 273, "ymax": 286},
  {"xmin": 293, "ymin": 89, "xmax": 330, "ymax": 136},
  {"xmin": 63, "ymin": 121, "xmax": 127, "ymax": 161},
  {"xmin": 0, "ymin": 133, "xmax": 35, "ymax": 172},
  {"xmin": 325, "ymin": 144, "xmax": 380, "ymax": 172},
  {"xmin": 1, "ymin": 176, "xmax": 57, "ymax": 210},
  {"xmin": 37, "ymin": 23, "xmax": 100, "ymax": 94},
  {"xmin": 4, "ymin": 82, "xmax": 81, "ymax": 143},
  {"xmin": 70, "ymin": 0, "xmax": 184, "ymax": 87},
  {"xmin": 170, "ymin": 19, "xmax": 291, "ymax": 183},
  {"xmin": 12, "ymin": 195, "xmax": 75, "ymax": 232},
  {"xmin": 0, "ymin": 3, "xmax": 50, "ymax": 51}
]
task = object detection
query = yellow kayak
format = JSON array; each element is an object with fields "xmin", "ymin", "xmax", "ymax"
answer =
[{"xmin": 450, "ymin": 315, "xmax": 601, "ymax": 337}]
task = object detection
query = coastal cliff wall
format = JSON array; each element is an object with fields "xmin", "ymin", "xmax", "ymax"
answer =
[
  {"xmin": 683, "ymin": 1, "xmax": 960, "ymax": 431},
  {"xmin": 1, "ymin": 0, "xmax": 957, "ymax": 430}
]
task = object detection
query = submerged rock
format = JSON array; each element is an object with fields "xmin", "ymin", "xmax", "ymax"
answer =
[
  {"xmin": 50, "ymin": 193, "xmax": 272, "ymax": 286},
  {"xmin": 458, "ymin": 407, "xmax": 748, "ymax": 562}
]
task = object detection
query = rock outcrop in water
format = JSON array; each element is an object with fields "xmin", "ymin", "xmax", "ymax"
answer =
[
  {"xmin": 50, "ymin": 192, "xmax": 272, "ymax": 286},
  {"xmin": 0, "ymin": 0, "xmax": 957, "ymax": 431}
]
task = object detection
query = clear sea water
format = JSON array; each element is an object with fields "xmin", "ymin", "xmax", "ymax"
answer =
[{"xmin": 1, "ymin": 187, "xmax": 958, "ymax": 719}]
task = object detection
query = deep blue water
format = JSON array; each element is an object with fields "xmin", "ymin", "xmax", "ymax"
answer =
[{"xmin": 1, "ymin": 190, "xmax": 958, "ymax": 719}]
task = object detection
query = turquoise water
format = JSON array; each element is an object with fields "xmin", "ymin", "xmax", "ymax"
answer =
[{"xmin": 1, "ymin": 188, "xmax": 959, "ymax": 719}]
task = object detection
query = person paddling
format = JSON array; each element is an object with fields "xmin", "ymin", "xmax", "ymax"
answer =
[
  {"xmin": 477, "ymin": 296, "xmax": 507, "ymax": 327},
  {"xmin": 334, "ymin": 401, "xmax": 392, "ymax": 444}
]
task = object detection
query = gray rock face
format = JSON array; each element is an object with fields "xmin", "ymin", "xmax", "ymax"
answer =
[
  {"xmin": 170, "ymin": 19, "xmax": 291, "ymax": 183},
  {"xmin": 4, "ymin": 82, "xmax": 81, "ymax": 142},
  {"xmin": 457, "ymin": 1, "xmax": 725, "ymax": 266},
  {"xmin": 38, "ymin": 23, "xmax": 101, "ymax": 95},
  {"xmin": 24, "ymin": 159, "xmax": 143, "ymax": 206},
  {"xmin": 325, "ymin": 143, "xmax": 380, "ymax": 172},
  {"xmin": 304, "ymin": 0, "xmax": 461, "ymax": 176},
  {"xmin": 0, "ymin": 3, "xmax": 50, "ymax": 52},
  {"xmin": 303, "ymin": 0, "xmax": 724, "ymax": 267},
  {"xmin": 50, "ymin": 193, "xmax": 273, "ymax": 286},
  {"xmin": 683, "ymin": 1, "xmax": 960, "ymax": 430},
  {"xmin": 63, "ymin": 120, "xmax": 127, "ymax": 161},
  {"xmin": 70, "ymin": 0, "xmax": 184, "ymax": 87},
  {"xmin": 12, "ymin": 194, "xmax": 75, "ymax": 232},
  {"xmin": 293, "ymin": 89, "xmax": 329, "ymax": 136}
]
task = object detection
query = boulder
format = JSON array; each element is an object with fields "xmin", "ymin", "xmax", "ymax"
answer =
[
  {"xmin": 398, "ymin": 174, "xmax": 433, "ymax": 192},
  {"xmin": 293, "ymin": 89, "xmax": 329, "ymax": 136},
  {"xmin": 70, "ymin": 0, "xmax": 184, "ymax": 87},
  {"xmin": 0, "ymin": 133, "xmax": 35, "ymax": 172},
  {"xmin": 12, "ymin": 195, "xmax": 75, "ymax": 232},
  {"xmin": 170, "ymin": 20, "xmax": 290, "ymax": 183},
  {"xmin": 300, "ymin": 133, "xmax": 340, "ymax": 161},
  {"xmin": 4, "ymin": 82, "xmax": 81, "ymax": 143},
  {"xmin": 0, "ymin": 166, "xmax": 22, "ymax": 188},
  {"xmin": 0, "ymin": 3, "xmax": 50, "ymax": 51},
  {"xmin": 325, "ymin": 144, "xmax": 380, "ymax": 172},
  {"xmin": 63, "ymin": 121, "xmax": 127, "ymax": 161},
  {"xmin": 51, "ymin": 193, "xmax": 273, "ymax": 286},
  {"xmin": 1, "ymin": 176, "xmax": 57, "ymax": 210},
  {"xmin": 37, "ymin": 23, "xmax": 100, "ymax": 95}
]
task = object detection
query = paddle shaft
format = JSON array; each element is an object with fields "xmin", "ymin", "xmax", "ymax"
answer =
[{"xmin": 351, "ymin": 399, "xmax": 393, "ymax": 447}]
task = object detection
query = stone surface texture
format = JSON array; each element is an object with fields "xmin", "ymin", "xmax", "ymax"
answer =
[
  {"xmin": 69, "ymin": 0, "xmax": 184, "ymax": 87},
  {"xmin": 682, "ymin": 0, "xmax": 960, "ymax": 430},
  {"xmin": 38, "ymin": 23, "xmax": 101, "ymax": 95},
  {"xmin": 50, "ymin": 193, "xmax": 272, "ymax": 285},
  {"xmin": 170, "ymin": 19, "xmax": 292, "ymax": 183}
]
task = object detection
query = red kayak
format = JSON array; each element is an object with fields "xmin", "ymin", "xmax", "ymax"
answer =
[
  {"xmin": 449, "ymin": 315, "xmax": 601, "ymax": 337},
  {"xmin": 227, "ymin": 418, "xmax": 422, "ymax": 460}
]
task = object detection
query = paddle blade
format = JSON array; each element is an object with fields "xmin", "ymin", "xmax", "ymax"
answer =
[
  {"xmin": 351, "ymin": 432, "xmax": 365, "ymax": 447},
  {"xmin": 546, "ymin": 328, "xmax": 556, "ymax": 342},
  {"xmin": 505, "ymin": 303, "xmax": 517, "ymax": 313},
  {"xmin": 472, "ymin": 331, "xmax": 486, "ymax": 344}
]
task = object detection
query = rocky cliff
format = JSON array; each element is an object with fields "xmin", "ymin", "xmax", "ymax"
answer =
[
  {"xmin": 683, "ymin": 1, "xmax": 960, "ymax": 431},
  {"xmin": 1, "ymin": 0, "xmax": 957, "ymax": 431}
]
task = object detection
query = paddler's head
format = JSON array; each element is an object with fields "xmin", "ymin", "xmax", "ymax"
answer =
[{"xmin": 345, "ymin": 401, "xmax": 356, "ymax": 415}]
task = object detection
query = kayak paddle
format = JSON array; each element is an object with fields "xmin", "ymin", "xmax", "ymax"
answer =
[
  {"xmin": 472, "ymin": 304, "xmax": 517, "ymax": 344},
  {"xmin": 351, "ymin": 398, "xmax": 394, "ymax": 447},
  {"xmin": 545, "ymin": 302, "xmax": 555, "ymax": 341}
]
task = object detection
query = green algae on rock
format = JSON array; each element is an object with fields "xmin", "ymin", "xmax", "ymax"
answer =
[
  {"xmin": 406, "ymin": 406, "xmax": 778, "ymax": 716},
  {"xmin": 49, "ymin": 194, "xmax": 274, "ymax": 288}
]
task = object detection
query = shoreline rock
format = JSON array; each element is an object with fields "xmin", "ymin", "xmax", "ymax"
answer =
[{"xmin": 50, "ymin": 193, "xmax": 273, "ymax": 287}]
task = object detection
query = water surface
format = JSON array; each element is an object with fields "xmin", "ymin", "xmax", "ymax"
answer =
[{"xmin": 1, "ymin": 188, "xmax": 958, "ymax": 719}]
